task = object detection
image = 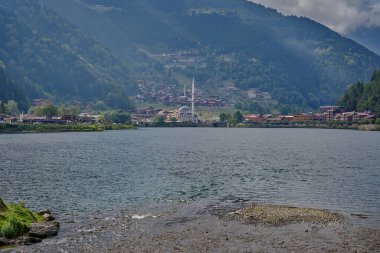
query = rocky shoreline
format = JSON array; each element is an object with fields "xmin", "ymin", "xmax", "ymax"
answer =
[{"xmin": 7, "ymin": 201, "xmax": 379, "ymax": 253}]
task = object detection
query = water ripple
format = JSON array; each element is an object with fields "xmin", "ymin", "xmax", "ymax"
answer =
[{"xmin": 0, "ymin": 128, "xmax": 379, "ymax": 224}]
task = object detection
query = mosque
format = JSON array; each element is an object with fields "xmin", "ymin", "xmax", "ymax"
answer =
[{"xmin": 177, "ymin": 78, "xmax": 198, "ymax": 123}]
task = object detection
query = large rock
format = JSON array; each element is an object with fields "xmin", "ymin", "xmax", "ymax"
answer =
[
  {"xmin": 42, "ymin": 213, "xmax": 55, "ymax": 221},
  {"xmin": 37, "ymin": 209, "xmax": 55, "ymax": 221},
  {"xmin": 0, "ymin": 237, "xmax": 12, "ymax": 247},
  {"xmin": 28, "ymin": 221, "xmax": 59, "ymax": 239},
  {"xmin": 36, "ymin": 209, "xmax": 51, "ymax": 216},
  {"xmin": 15, "ymin": 236, "xmax": 42, "ymax": 245}
]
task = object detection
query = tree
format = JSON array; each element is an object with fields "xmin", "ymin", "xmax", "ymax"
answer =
[
  {"xmin": 219, "ymin": 113, "xmax": 228, "ymax": 122},
  {"xmin": 41, "ymin": 105, "xmax": 58, "ymax": 119},
  {"xmin": 169, "ymin": 117, "xmax": 177, "ymax": 122},
  {"xmin": 5, "ymin": 100, "xmax": 19, "ymax": 116},
  {"xmin": 234, "ymin": 111, "xmax": 244, "ymax": 123},
  {"xmin": 93, "ymin": 101, "xmax": 106, "ymax": 111},
  {"xmin": 103, "ymin": 111, "xmax": 131, "ymax": 124},
  {"xmin": 338, "ymin": 82, "xmax": 364, "ymax": 111},
  {"xmin": 0, "ymin": 101, "xmax": 5, "ymax": 114},
  {"xmin": 153, "ymin": 115, "xmax": 166, "ymax": 125},
  {"xmin": 105, "ymin": 91, "xmax": 135, "ymax": 110},
  {"xmin": 58, "ymin": 105, "xmax": 80, "ymax": 116},
  {"xmin": 338, "ymin": 70, "xmax": 380, "ymax": 116}
]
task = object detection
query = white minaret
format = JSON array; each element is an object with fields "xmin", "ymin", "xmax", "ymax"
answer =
[
  {"xmin": 191, "ymin": 77, "xmax": 195, "ymax": 117},
  {"xmin": 183, "ymin": 84, "xmax": 186, "ymax": 97}
]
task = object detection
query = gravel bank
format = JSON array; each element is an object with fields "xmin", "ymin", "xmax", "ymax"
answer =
[{"xmin": 10, "ymin": 201, "xmax": 380, "ymax": 253}]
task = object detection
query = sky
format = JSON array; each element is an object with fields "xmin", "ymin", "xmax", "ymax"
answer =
[{"xmin": 249, "ymin": 0, "xmax": 380, "ymax": 35}]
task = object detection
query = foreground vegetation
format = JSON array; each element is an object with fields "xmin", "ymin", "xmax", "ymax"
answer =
[{"xmin": 0, "ymin": 198, "xmax": 42, "ymax": 239}]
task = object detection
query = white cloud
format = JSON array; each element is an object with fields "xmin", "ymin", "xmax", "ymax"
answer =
[{"xmin": 249, "ymin": 0, "xmax": 380, "ymax": 34}]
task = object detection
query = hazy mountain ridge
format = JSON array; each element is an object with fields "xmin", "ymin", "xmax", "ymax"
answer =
[{"xmin": 36, "ymin": 0, "xmax": 380, "ymax": 109}]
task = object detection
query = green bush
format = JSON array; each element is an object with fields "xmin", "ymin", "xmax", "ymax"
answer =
[
  {"xmin": 0, "ymin": 214, "xmax": 28, "ymax": 238},
  {"xmin": 0, "ymin": 199, "xmax": 42, "ymax": 239}
]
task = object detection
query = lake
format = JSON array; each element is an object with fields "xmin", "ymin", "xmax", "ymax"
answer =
[{"xmin": 1, "ymin": 128, "xmax": 379, "ymax": 224}]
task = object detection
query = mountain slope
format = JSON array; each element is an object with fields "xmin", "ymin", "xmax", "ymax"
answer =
[
  {"xmin": 0, "ymin": 61, "xmax": 28, "ymax": 110},
  {"xmin": 0, "ymin": 0, "xmax": 135, "ymax": 108},
  {"xmin": 36, "ymin": 0, "xmax": 380, "ymax": 109}
]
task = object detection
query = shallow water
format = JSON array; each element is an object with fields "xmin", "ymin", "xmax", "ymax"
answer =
[{"xmin": 1, "ymin": 128, "xmax": 379, "ymax": 224}]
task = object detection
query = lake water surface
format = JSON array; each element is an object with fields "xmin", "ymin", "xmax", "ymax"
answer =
[{"xmin": 1, "ymin": 128, "xmax": 379, "ymax": 224}]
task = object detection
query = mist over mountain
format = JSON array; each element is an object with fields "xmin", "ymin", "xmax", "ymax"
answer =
[{"xmin": 1, "ymin": 0, "xmax": 380, "ymax": 110}]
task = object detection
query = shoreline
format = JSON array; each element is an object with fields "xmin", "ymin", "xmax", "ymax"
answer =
[
  {"xmin": 12, "ymin": 201, "xmax": 380, "ymax": 252},
  {"xmin": 0, "ymin": 123, "xmax": 379, "ymax": 134},
  {"xmin": 0, "ymin": 124, "xmax": 135, "ymax": 134}
]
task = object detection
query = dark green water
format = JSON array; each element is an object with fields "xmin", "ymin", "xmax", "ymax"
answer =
[{"xmin": 1, "ymin": 128, "xmax": 379, "ymax": 223}]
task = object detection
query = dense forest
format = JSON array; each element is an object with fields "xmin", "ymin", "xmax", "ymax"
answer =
[{"xmin": 338, "ymin": 70, "xmax": 380, "ymax": 116}]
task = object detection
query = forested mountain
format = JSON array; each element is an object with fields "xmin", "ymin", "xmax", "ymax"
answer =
[
  {"xmin": 36, "ymin": 0, "xmax": 380, "ymax": 109},
  {"xmin": 1, "ymin": 0, "xmax": 380, "ymax": 110},
  {"xmin": 0, "ymin": 0, "xmax": 135, "ymax": 109},
  {"xmin": 338, "ymin": 70, "xmax": 380, "ymax": 117}
]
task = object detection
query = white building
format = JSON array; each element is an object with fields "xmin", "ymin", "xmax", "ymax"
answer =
[{"xmin": 177, "ymin": 106, "xmax": 193, "ymax": 122}]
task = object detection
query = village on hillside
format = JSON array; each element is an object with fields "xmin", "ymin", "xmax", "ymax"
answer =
[
  {"xmin": 0, "ymin": 99, "xmax": 377, "ymax": 127},
  {"xmin": 1, "ymin": 78, "xmax": 378, "ymax": 127}
]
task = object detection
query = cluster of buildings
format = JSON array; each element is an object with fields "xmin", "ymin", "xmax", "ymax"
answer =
[
  {"xmin": 150, "ymin": 52, "xmax": 204, "ymax": 70},
  {"xmin": 0, "ymin": 113, "xmax": 99, "ymax": 125},
  {"xmin": 319, "ymin": 106, "xmax": 375, "ymax": 122},
  {"xmin": 243, "ymin": 106, "xmax": 376, "ymax": 124},
  {"xmin": 0, "ymin": 114, "xmax": 18, "ymax": 124},
  {"xmin": 131, "ymin": 78, "xmax": 199, "ymax": 124},
  {"xmin": 136, "ymin": 80, "xmax": 224, "ymax": 107},
  {"xmin": 243, "ymin": 113, "xmax": 318, "ymax": 123},
  {"xmin": 247, "ymin": 89, "xmax": 272, "ymax": 100},
  {"xmin": 129, "ymin": 106, "xmax": 199, "ymax": 124}
]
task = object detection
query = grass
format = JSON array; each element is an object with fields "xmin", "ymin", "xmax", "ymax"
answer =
[{"xmin": 0, "ymin": 198, "xmax": 42, "ymax": 239}]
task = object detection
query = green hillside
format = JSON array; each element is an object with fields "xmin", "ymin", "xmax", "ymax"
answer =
[
  {"xmin": 0, "ymin": 0, "xmax": 135, "ymax": 109},
  {"xmin": 338, "ymin": 70, "xmax": 380, "ymax": 117},
  {"xmin": 37, "ymin": 0, "xmax": 380, "ymax": 109}
]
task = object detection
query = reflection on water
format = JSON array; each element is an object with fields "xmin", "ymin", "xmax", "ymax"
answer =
[{"xmin": 0, "ymin": 128, "xmax": 379, "ymax": 222}]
